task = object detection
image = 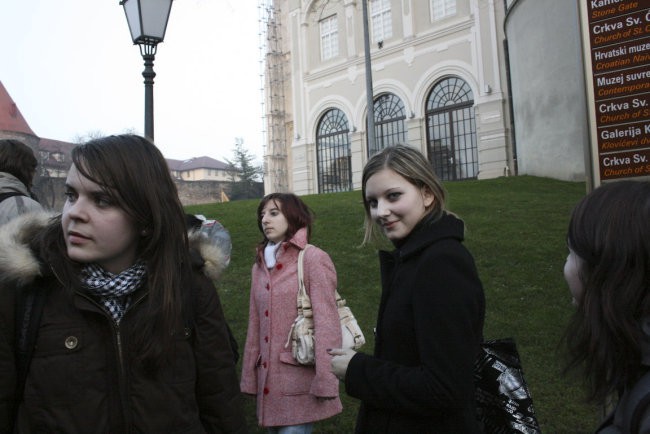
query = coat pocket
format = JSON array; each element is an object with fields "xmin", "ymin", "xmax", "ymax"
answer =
[
  {"xmin": 279, "ymin": 350, "xmax": 300, "ymax": 366},
  {"xmin": 277, "ymin": 354, "xmax": 314, "ymax": 396},
  {"xmin": 158, "ymin": 328, "xmax": 196, "ymax": 385},
  {"xmin": 27, "ymin": 325, "xmax": 87, "ymax": 401}
]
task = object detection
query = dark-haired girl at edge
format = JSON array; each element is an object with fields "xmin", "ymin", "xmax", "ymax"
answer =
[{"xmin": 563, "ymin": 180, "xmax": 650, "ymax": 433}]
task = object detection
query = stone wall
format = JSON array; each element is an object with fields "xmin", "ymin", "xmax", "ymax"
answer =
[{"xmin": 175, "ymin": 180, "xmax": 234, "ymax": 206}]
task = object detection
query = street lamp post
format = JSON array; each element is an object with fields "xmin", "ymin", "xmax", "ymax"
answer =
[
  {"xmin": 120, "ymin": 0, "xmax": 173, "ymax": 141},
  {"xmin": 361, "ymin": 0, "xmax": 376, "ymax": 154}
]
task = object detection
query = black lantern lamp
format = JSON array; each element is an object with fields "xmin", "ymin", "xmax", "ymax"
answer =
[{"xmin": 120, "ymin": 0, "xmax": 173, "ymax": 141}]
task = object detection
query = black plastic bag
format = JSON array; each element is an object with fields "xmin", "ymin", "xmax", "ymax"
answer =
[{"xmin": 475, "ymin": 338, "xmax": 542, "ymax": 434}]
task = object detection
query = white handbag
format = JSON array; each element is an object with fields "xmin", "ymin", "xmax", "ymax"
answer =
[{"xmin": 285, "ymin": 245, "xmax": 365, "ymax": 365}]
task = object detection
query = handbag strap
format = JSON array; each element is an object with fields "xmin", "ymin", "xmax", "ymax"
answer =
[
  {"xmin": 297, "ymin": 245, "xmax": 313, "ymax": 318},
  {"xmin": 299, "ymin": 244, "xmax": 348, "ymax": 310}
]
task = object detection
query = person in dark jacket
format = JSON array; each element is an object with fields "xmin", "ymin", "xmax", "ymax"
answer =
[
  {"xmin": 0, "ymin": 135, "xmax": 246, "ymax": 433},
  {"xmin": 0, "ymin": 139, "xmax": 42, "ymax": 224},
  {"xmin": 329, "ymin": 145, "xmax": 485, "ymax": 433},
  {"xmin": 562, "ymin": 181, "xmax": 650, "ymax": 433}
]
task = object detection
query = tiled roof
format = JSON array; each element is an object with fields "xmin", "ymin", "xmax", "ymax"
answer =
[
  {"xmin": 0, "ymin": 81, "xmax": 35, "ymax": 136},
  {"xmin": 167, "ymin": 156, "xmax": 234, "ymax": 171}
]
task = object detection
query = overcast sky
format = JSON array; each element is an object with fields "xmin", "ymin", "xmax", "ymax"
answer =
[{"xmin": 1, "ymin": 0, "xmax": 264, "ymax": 163}]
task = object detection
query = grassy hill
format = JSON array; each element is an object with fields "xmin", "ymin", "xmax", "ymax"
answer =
[{"xmin": 187, "ymin": 175, "xmax": 601, "ymax": 433}]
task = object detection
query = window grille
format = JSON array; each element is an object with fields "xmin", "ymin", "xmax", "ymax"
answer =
[
  {"xmin": 425, "ymin": 77, "xmax": 477, "ymax": 180},
  {"xmin": 368, "ymin": 93, "xmax": 407, "ymax": 156},
  {"xmin": 316, "ymin": 109, "xmax": 352, "ymax": 193}
]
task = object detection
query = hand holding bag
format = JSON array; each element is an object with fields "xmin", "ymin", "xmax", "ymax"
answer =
[{"xmin": 285, "ymin": 245, "xmax": 365, "ymax": 365}]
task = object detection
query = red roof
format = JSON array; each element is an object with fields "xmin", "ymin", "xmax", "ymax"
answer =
[{"xmin": 0, "ymin": 81, "xmax": 35, "ymax": 136}]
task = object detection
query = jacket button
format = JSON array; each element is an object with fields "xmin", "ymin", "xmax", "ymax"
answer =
[
  {"xmin": 264, "ymin": 310, "xmax": 269, "ymax": 317},
  {"xmin": 263, "ymin": 387, "xmax": 269, "ymax": 395},
  {"xmin": 276, "ymin": 263, "xmax": 283, "ymax": 270},
  {"xmin": 265, "ymin": 283, "xmax": 270, "ymax": 290},
  {"xmin": 64, "ymin": 336, "xmax": 78, "ymax": 350},
  {"xmin": 264, "ymin": 336, "xmax": 269, "ymax": 342}
]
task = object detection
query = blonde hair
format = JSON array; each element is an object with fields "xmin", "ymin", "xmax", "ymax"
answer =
[{"xmin": 361, "ymin": 145, "xmax": 446, "ymax": 245}]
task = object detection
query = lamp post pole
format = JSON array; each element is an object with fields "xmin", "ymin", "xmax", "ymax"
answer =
[
  {"xmin": 362, "ymin": 0, "xmax": 376, "ymax": 154},
  {"xmin": 141, "ymin": 44, "xmax": 157, "ymax": 141}
]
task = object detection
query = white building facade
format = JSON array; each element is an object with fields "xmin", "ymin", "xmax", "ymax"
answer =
[
  {"xmin": 504, "ymin": 0, "xmax": 589, "ymax": 183},
  {"xmin": 260, "ymin": 0, "xmax": 513, "ymax": 194}
]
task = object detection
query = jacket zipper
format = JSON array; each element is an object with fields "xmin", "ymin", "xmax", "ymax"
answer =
[
  {"xmin": 113, "ymin": 292, "xmax": 148, "ymax": 433},
  {"xmin": 73, "ymin": 285, "xmax": 148, "ymax": 433}
]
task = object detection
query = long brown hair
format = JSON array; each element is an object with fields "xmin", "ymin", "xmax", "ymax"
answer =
[{"xmin": 564, "ymin": 180, "xmax": 650, "ymax": 402}]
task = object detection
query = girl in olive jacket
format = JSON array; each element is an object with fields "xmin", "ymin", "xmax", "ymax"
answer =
[
  {"xmin": 0, "ymin": 135, "xmax": 246, "ymax": 433},
  {"xmin": 330, "ymin": 145, "xmax": 485, "ymax": 433}
]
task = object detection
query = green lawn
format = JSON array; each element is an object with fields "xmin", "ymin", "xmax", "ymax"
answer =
[{"xmin": 187, "ymin": 175, "xmax": 601, "ymax": 434}]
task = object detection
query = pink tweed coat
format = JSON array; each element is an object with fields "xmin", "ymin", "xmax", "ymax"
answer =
[{"xmin": 240, "ymin": 228, "xmax": 343, "ymax": 427}]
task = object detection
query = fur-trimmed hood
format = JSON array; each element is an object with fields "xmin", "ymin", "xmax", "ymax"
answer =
[
  {"xmin": 0, "ymin": 211, "xmax": 230, "ymax": 286},
  {"xmin": 0, "ymin": 211, "xmax": 55, "ymax": 286},
  {"xmin": 187, "ymin": 225, "xmax": 231, "ymax": 281}
]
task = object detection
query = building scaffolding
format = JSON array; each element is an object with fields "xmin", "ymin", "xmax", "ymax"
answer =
[{"xmin": 258, "ymin": 0, "xmax": 289, "ymax": 193}]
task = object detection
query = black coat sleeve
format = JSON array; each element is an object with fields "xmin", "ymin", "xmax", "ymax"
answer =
[{"xmin": 192, "ymin": 272, "xmax": 248, "ymax": 433}]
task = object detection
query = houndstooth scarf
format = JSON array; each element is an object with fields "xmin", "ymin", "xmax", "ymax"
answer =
[{"xmin": 80, "ymin": 261, "xmax": 147, "ymax": 323}]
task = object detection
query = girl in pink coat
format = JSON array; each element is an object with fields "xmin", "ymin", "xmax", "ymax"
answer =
[{"xmin": 240, "ymin": 193, "xmax": 342, "ymax": 433}]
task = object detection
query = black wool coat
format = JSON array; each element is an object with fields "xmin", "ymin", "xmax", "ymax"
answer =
[{"xmin": 345, "ymin": 213, "xmax": 485, "ymax": 434}]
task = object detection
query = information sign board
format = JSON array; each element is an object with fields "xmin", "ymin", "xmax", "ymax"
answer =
[{"xmin": 579, "ymin": 0, "xmax": 650, "ymax": 185}]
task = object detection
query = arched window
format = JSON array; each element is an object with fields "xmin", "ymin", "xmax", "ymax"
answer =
[
  {"xmin": 316, "ymin": 109, "xmax": 352, "ymax": 193},
  {"xmin": 368, "ymin": 93, "xmax": 407, "ymax": 156},
  {"xmin": 425, "ymin": 77, "xmax": 477, "ymax": 180}
]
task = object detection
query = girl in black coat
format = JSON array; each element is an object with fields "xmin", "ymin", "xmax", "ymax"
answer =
[{"xmin": 329, "ymin": 145, "xmax": 485, "ymax": 433}]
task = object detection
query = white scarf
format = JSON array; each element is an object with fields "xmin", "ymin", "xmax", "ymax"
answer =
[{"xmin": 264, "ymin": 242, "xmax": 281, "ymax": 268}]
